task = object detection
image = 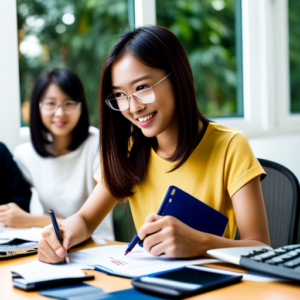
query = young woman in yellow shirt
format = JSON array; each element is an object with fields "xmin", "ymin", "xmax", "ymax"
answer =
[{"xmin": 38, "ymin": 25, "xmax": 270, "ymax": 263}]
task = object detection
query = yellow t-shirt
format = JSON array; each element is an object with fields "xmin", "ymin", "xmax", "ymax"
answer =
[
  {"xmin": 128, "ymin": 123, "xmax": 265, "ymax": 239},
  {"xmin": 94, "ymin": 122, "xmax": 266, "ymax": 240}
]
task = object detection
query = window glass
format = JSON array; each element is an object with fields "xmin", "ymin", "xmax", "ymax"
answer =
[
  {"xmin": 17, "ymin": 0, "xmax": 130, "ymax": 126},
  {"xmin": 289, "ymin": 0, "xmax": 300, "ymax": 113},
  {"xmin": 156, "ymin": 0, "xmax": 243, "ymax": 117}
]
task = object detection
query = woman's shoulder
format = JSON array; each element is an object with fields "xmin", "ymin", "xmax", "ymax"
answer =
[
  {"xmin": 200, "ymin": 122, "xmax": 250, "ymax": 154},
  {"xmin": 14, "ymin": 142, "xmax": 34, "ymax": 152},
  {"xmin": 209, "ymin": 122, "xmax": 242, "ymax": 136},
  {"xmin": 74, "ymin": 126, "xmax": 99, "ymax": 157},
  {"xmin": 207, "ymin": 122, "xmax": 246, "ymax": 143},
  {"xmin": 14, "ymin": 142, "xmax": 36, "ymax": 160},
  {"xmin": 88, "ymin": 126, "xmax": 99, "ymax": 136},
  {"xmin": 83, "ymin": 126, "xmax": 99, "ymax": 147}
]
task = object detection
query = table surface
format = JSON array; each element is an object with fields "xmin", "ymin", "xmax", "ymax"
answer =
[{"xmin": 1, "ymin": 239, "xmax": 300, "ymax": 300}]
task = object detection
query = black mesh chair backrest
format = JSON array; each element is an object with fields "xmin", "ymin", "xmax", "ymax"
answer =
[{"xmin": 258, "ymin": 159, "xmax": 300, "ymax": 249}]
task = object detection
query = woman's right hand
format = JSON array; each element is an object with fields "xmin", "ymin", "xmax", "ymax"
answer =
[{"xmin": 38, "ymin": 224, "xmax": 74, "ymax": 264}]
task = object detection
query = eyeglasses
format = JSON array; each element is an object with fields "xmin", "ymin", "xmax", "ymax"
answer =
[
  {"xmin": 105, "ymin": 73, "xmax": 172, "ymax": 111},
  {"xmin": 39, "ymin": 100, "xmax": 82, "ymax": 114}
]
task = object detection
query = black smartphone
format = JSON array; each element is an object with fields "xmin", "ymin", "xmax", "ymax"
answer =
[{"xmin": 131, "ymin": 267, "xmax": 242, "ymax": 299}]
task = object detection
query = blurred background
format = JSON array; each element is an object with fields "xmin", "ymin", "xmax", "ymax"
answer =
[
  {"xmin": 1, "ymin": 0, "xmax": 299, "ymax": 178},
  {"xmin": 16, "ymin": 0, "xmax": 243, "ymax": 127}
]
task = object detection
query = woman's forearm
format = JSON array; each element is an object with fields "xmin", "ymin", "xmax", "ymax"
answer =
[
  {"xmin": 30, "ymin": 213, "xmax": 90, "ymax": 246},
  {"xmin": 196, "ymin": 230, "xmax": 271, "ymax": 257},
  {"xmin": 60, "ymin": 214, "xmax": 91, "ymax": 246},
  {"xmin": 27, "ymin": 214, "xmax": 54, "ymax": 227}
]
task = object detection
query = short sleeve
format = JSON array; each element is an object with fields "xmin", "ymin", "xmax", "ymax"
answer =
[
  {"xmin": 13, "ymin": 144, "xmax": 34, "ymax": 186},
  {"xmin": 87, "ymin": 127, "xmax": 100, "ymax": 175},
  {"xmin": 90, "ymin": 138, "xmax": 100, "ymax": 176},
  {"xmin": 93, "ymin": 168, "xmax": 101, "ymax": 183},
  {"xmin": 224, "ymin": 132, "xmax": 266, "ymax": 197}
]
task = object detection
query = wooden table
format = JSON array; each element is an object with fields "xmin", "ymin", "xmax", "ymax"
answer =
[{"xmin": 1, "ymin": 239, "xmax": 299, "ymax": 300}]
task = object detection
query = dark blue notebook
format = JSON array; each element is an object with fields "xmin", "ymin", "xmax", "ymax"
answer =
[
  {"xmin": 39, "ymin": 283, "xmax": 103, "ymax": 300},
  {"xmin": 157, "ymin": 186, "xmax": 228, "ymax": 236}
]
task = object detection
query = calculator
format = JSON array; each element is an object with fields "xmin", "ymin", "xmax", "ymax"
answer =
[{"xmin": 0, "ymin": 238, "xmax": 38, "ymax": 258}]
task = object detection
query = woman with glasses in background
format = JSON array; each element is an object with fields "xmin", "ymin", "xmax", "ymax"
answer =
[
  {"xmin": 38, "ymin": 26, "xmax": 270, "ymax": 263},
  {"xmin": 3, "ymin": 68, "xmax": 114, "ymax": 240}
]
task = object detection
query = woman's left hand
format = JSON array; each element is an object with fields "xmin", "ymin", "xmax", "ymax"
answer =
[
  {"xmin": 0, "ymin": 203, "xmax": 31, "ymax": 228},
  {"xmin": 138, "ymin": 213, "xmax": 208, "ymax": 258}
]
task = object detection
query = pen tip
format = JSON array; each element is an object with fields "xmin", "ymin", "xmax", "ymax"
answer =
[
  {"xmin": 124, "ymin": 251, "xmax": 129, "ymax": 256},
  {"xmin": 65, "ymin": 256, "xmax": 70, "ymax": 264}
]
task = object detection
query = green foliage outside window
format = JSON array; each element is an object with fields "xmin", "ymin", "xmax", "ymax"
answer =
[
  {"xmin": 17, "ymin": 0, "xmax": 130, "ymax": 126},
  {"xmin": 17, "ymin": 0, "xmax": 242, "ymax": 126},
  {"xmin": 156, "ymin": 0, "xmax": 242, "ymax": 117},
  {"xmin": 289, "ymin": 0, "xmax": 300, "ymax": 113}
]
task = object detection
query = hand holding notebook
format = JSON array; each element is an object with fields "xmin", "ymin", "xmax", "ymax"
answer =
[{"xmin": 126, "ymin": 186, "xmax": 228, "ymax": 255}]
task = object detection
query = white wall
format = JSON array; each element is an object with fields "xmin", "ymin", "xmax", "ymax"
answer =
[
  {"xmin": 0, "ymin": 1, "xmax": 21, "ymax": 151},
  {"xmin": 249, "ymin": 133, "xmax": 300, "ymax": 182}
]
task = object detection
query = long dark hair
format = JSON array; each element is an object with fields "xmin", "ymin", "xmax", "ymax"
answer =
[
  {"xmin": 99, "ymin": 25, "xmax": 208, "ymax": 200},
  {"xmin": 30, "ymin": 68, "xmax": 90, "ymax": 157}
]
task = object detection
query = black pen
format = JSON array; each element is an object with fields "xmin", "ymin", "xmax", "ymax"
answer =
[{"xmin": 49, "ymin": 210, "xmax": 70, "ymax": 263}]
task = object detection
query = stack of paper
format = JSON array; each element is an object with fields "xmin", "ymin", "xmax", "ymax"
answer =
[
  {"xmin": 11, "ymin": 260, "xmax": 94, "ymax": 290},
  {"xmin": 11, "ymin": 261, "xmax": 85, "ymax": 283}
]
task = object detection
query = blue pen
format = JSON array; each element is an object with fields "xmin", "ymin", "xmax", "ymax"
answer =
[
  {"xmin": 124, "ymin": 233, "xmax": 140, "ymax": 255},
  {"xmin": 125, "ymin": 198, "xmax": 167, "ymax": 255},
  {"xmin": 49, "ymin": 210, "xmax": 70, "ymax": 263},
  {"xmin": 125, "ymin": 187, "xmax": 176, "ymax": 255}
]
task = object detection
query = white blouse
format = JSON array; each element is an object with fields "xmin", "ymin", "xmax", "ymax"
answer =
[{"xmin": 14, "ymin": 127, "xmax": 114, "ymax": 240}]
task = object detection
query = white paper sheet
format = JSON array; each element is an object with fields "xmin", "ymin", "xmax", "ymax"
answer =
[
  {"xmin": 207, "ymin": 246, "xmax": 273, "ymax": 265},
  {"xmin": 91, "ymin": 235, "xmax": 107, "ymax": 245},
  {"xmin": 68, "ymin": 245, "xmax": 219, "ymax": 278},
  {"xmin": 10, "ymin": 260, "xmax": 85, "ymax": 283},
  {"xmin": 0, "ymin": 227, "xmax": 42, "ymax": 242}
]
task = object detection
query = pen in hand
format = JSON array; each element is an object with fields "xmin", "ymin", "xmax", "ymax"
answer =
[
  {"xmin": 124, "ymin": 233, "xmax": 140, "ymax": 255},
  {"xmin": 49, "ymin": 210, "xmax": 70, "ymax": 263}
]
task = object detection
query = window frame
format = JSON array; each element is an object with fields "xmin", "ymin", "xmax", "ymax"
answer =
[
  {"xmin": 275, "ymin": 0, "xmax": 300, "ymax": 129},
  {"xmin": 215, "ymin": 0, "xmax": 272, "ymax": 134},
  {"xmin": 135, "ymin": 0, "xmax": 271, "ymax": 134},
  {"xmin": 216, "ymin": 0, "xmax": 300, "ymax": 134},
  {"xmin": 0, "ymin": 0, "xmax": 21, "ymax": 151}
]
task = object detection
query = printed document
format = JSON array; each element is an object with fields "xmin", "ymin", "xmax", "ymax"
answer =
[{"xmin": 69, "ymin": 245, "xmax": 218, "ymax": 278}]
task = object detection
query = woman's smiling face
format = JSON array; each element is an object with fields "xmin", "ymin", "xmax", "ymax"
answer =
[
  {"xmin": 110, "ymin": 54, "xmax": 177, "ymax": 139},
  {"xmin": 39, "ymin": 83, "xmax": 81, "ymax": 139}
]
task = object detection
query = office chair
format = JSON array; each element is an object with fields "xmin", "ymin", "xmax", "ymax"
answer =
[{"xmin": 236, "ymin": 159, "xmax": 300, "ymax": 249}]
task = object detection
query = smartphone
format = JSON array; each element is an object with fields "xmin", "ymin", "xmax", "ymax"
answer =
[{"xmin": 131, "ymin": 267, "xmax": 242, "ymax": 299}]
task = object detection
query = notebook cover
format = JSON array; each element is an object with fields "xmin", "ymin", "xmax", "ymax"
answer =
[
  {"xmin": 158, "ymin": 186, "xmax": 228, "ymax": 236},
  {"xmin": 39, "ymin": 282, "xmax": 103, "ymax": 299},
  {"xmin": 89, "ymin": 288, "xmax": 166, "ymax": 300}
]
